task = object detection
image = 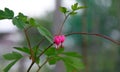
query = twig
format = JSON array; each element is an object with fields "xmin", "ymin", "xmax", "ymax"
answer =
[
  {"xmin": 35, "ymin": 38, "xmax": 45, "ymax": 60},
  {"xmin": 27, "ymin": 61, "xmax": 35, "ymax": 72},
  {"xmin": 37, "ymin": 43, "xmax": 54, "ymax": 58},
  {"xmin": 24, "ymin": 28, "xmax": 35, "ymax": 72},
  {"xmin": 36, "ymin": 37, "xmax": 45, "ymax": 48},
  {"xmin": 24, "ymin": 29, "xmax": 34, "ymax": 60},
  {"xmin": 58, "ymin": 13, "xmax": 70, "ymax": 35},
  {"xmin": 65, "ymin": 32, "xmax": 120, "ymax": 45},
  {"xmin": 36, "ymin": 58, "xmax": 50, "ymax": 72}
]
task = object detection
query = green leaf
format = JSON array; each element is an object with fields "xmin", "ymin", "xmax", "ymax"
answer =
[
  {"xmin": 14, "ymin": 47, "xmax": 30, "ymax": 54},
  {"xmin": 45, "ymin": 47, "xmax": 64, "ymax": 57},
  {"xmin": 0, "ymin": 10, "xmax": 5, "ymax": 19},
  {"xmin": 45, "ymin": 47, "xmax": 56, "ymax": 57},
  {"xmin": 62, "ymin": 52, "xmax": 82, "ymax": 58},
  {"xmin": 12, "ymin": 13, "xmax": 27, "ymax": 29},
  {"xmin": 48, "ymin": 59, "xmax": 57, "ymax": 65},
  {"xmin": 71, "ymin": 3, "xmax": 78, "ymax": 11},
  {"xmin": 59, "ymin": 7, "xmax": 68, "ymax": 14},
  {"xmin": 3, "ymin": 51, "xmax": 23, "ymax": 60},
  {"xmin": 17, "ymin": 13, "xmax": 27, "ymax": 22},
  {"xmin": 35, "ymin": 57, "xmax": 40, "ymax": 64},
  {"xmin": 70, "ymin": 11, "xmax": 77, "ymax": 15},
  {"xmin": 4, "ymin": 8, "xmax": 14, "ymax": 19},
  {"xmin": 37, "ymin": 25, "xmax": 53, "ymax": 43},
  {"xmin": 12, "ymin": 17, "xmax": 25, "ymax": 29},
  {"xmin": 77, "ymin": 6, "xmax": 86, "ymax": 9},
  {"xmin": 3, "ymin": 60, "xmax": 18, "ymax": 72},
  {"xmin": 62, "ymin": 57, "xmax": 84, "ymax": 72},
  {"xmin": 0, "ymin": 8, "xmax": 14, "ymax": 19},
  {"xmin": 48, "ymin": 56, "xmax": 61, "ymax": 65},
  {"xmin": 29, "ymin": 18, "xmax": 36, "ymax": 26},
  {"xmin": 56, "ymin": 47, "xmax": 64, "ymax": 54}
]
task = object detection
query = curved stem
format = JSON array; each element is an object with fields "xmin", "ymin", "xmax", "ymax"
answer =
[
  {"xmin": 37, "ymin": 43, "xmax": 54, "ymax": 58},
  {"xmin": 24, "ymin": 29, "xmax": 34, "ymax": 60},
  {"xmin": 58, "ymin": 14, "xmax": 70, "ymax": 35},
  {"xmin": 35, "ymin": 38, "xmax": 45, "ymax": 60},
  {"xmin": 36, "ymin": 58, "xmax": 50, "ymax": 72},
  {"xmin": 27, "ymin": 61, "xmax": 35, "ymax": 72},
  {"xmin": 65, "ymin": 32, "xmax": 120, "ymax": 45},
  {"xmin": 24, "ymin": 28, "xmax": 35, "ymax": 72}
]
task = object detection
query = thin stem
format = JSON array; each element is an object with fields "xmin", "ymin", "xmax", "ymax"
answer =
[
  {"xmin": 34, "ymin": 38, "xmax": 45, "ymax": 61},
  {"xmin": 24, "ymin": 29, "xmax": 34, "ymax": 61},
  {"xmin": 25, "ymin": 26, "xmax": 33, "ymax": 31},
  {"xmin": 58, "ymin": 14, "xmax": 70, "ymax": 35},
  {"xmin": 37, "ymin": 43, "xmax": 54, "ymax": 58},
  {"xmin": 65, "ymin": 32, "xmax": 120, "ymax": 45},
  {"xmin": 36, "ymin": 37, "xmax": 45, "ymax": 48},
  {"xmin": 27, "ymin": 61, "xmax": 35, "ymax": 72},
  {"xmin": 24, "ymin": 28, "xmax": 35, "ymax": 72},
  {"xmin": 36, "ymin": 58, "xmax": 50, "ymax": 72}
]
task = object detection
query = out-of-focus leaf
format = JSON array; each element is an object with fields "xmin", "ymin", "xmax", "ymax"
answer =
[
  {"xmin": 71, "ymin": 3, "xmax": 78, "ymax": 11},
  {"xmin": 29, "ymin": 18, "xmax": 37, "ymax": 26},
  {"xmin": 77, "ymin": 6, "xmax": 86, "ymax": 9},
  {"xmin": 3, "ymin": 60, "xmax": 18, "ymax": 72},
  {"xmin": 37, "ymin": 25, "xmax": 52, "ymax": 43},
  {"xmin": 61, "ymin": 57, "xmax": 84, "ymax": 72},
  {"xmin": 62, "ymin": 52, "xmax": 82, "ymax": 58},
  {"xmin": 12, "ymin": 17, "xmax": 25, "ymax": 29},
  {"xmin": 45, "ymin": 47, "xmax": 56, "ymax": 57},
  {"xmin": 59, "ymin": 7, "xmax": 69, "ymax": 14},
  {"xmin": 17, "ymin": 13, "xmax": 27, "ymax": 22},
  {"xmin": 12, "ymin": 13, "xmax": 27, "ymax": 29},
  {"xmin": 3, "ymin": 51, "xmax": 23, "ymax": 60},
  {"xmin": 4, "ymin": 8, "xmax": 14, "ymax": 19},
  {"xmin": 45, "ymin": 47, "xmax": 64, "ymax": 57},
  {"xmin": 0, "ymin": 8, "xmax": 14, "ymax": 19},
  {"xmin": 56, "ymin": 47, "xmax": 64, "ymax": 54},
  {"xmin": 70, "ymin": 11, "xmax": 77, "ymax": 15},
  {"xmin": 14, "ymin": 47, "xmax": 30, "ymax": 54},
  {"xmin": 48, "ymin": 56, "xmax": 61, "ymax": 65}
]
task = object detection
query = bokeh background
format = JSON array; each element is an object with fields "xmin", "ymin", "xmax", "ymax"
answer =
[{"xmin": 0, "ymin": 0, "xmax": 120, "ymax": 72}]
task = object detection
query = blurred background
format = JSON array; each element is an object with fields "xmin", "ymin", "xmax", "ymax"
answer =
[{"xmin": 0, "ymin": 0, "xmax": 120, "ymax": 72}]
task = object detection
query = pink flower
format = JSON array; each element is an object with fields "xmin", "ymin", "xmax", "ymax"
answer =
[{"xmin": 53, "ymin": 35, "xmax": 65, "ymax": 49}]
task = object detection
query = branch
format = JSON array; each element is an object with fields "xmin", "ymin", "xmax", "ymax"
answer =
[
  {"xmin": 24, "ymin": 29, "xmax": 34, "ymax": 61},
  {"xmin": 37, "ymin": 43, "xmax": 54, "ymax": 58},
  {"xmin": 35, "ymin": 38, "xmax": 45, "ymax": 59},
  {"xmin": 24, "ymin": 28, "xmax": 35, "ymax": 72},
  {"xmin": 27, "ymin": 61, "xmax": 35, "ymax": 72},
  {"xmin": 36, "ymin": 58, "xmax": 50, "ymax": 72},
  {"xmin": 65, "ymin": 32, "xmax": 120, "ymax": 45},
  {"xmin": 58, "ymin": 13, "xmax": 70, "ymax": 35}
]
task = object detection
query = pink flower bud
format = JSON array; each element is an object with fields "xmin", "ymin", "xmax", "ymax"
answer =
[
  {"xmin": 53, "ymin": 35, "xmax": 65, "ymax": 49},
  {"xmin": 60, "ymin": 35, "xmax": 65, "ymax": 43},
  {"xmin": 54, "ymin": 36, "xmax": 61, "ymax": 45}
]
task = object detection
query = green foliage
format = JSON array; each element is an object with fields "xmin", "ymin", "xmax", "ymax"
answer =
[
  {"xmin": 1, "ymin": 2, "xmax": 85, "ymax": 72},
  {"xmin": 14, "ymin": 47, "xmax": 30, "ymax": 54},
  {"xmin": 0, "ymin": 8, "xmax": 14, "ymax": 19},
  {"xmin": 3, "ymin": 51, "xmax": 23, "ymax": 72},
  {"xmin": 45, "ymin": 47, "xmax": 84, "ymax": 71},
  {"xmin": 45, "ymin": 47, "xmax": 64, "ymax": 57},
  {"xmin": 60, "ymin": 3, "xmax": 86, "ymax": 16},
  {"xmin": 3, "ymin": 60, "xmax": 18, "ymax": 72},
  {"xmin": 59, "ymin": 7, "xmax": 69, "ymax": 14},
  {"xmin": 3, "ymin": 51, "xmax": 23, "ymax": 60},
  {"xmin": 71, "ymin": 3, "xmax": 79, "ymax": 11},
  {"xmin": 28, "ymin": 18, "xmax": 37, "ymax": 26},
  {"xmin": 37, "ymin": 25, "xmax": 53, "ymax": 43},
  {"xmin": 62, "ymin": 52, "xmax": 82, "ymax": 58},
  {"xmin": 61, "ymin": 57, "xmax": 84, "ymax": 72},
  {"xmin": 12, "ymin": 13, "xmax": 27, "ymax": 29}
]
